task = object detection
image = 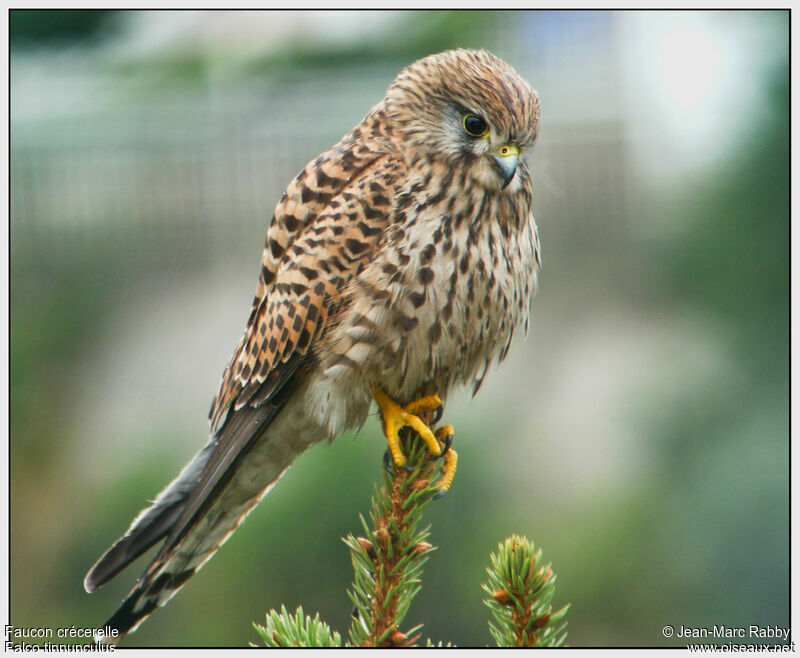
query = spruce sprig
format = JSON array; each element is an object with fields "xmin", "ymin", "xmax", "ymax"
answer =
[
  {"xmin": 253, "ymin": 422, "xmax": 569, "ymax": 647},
  {"xmin": 482, "ymin": 534, "xmax": 569, "ymax": 647},
  {"xmin": 344, "ymin": 430, "xmax": 442, "ymax": 647},
  {"xmin": 253, "ymin": 605, "xmax": 341, "ymax": 647}
]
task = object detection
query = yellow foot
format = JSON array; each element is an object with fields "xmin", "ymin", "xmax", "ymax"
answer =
[
  {"xmin": 373, "ymin": 389, "xmax": 443, "ymax": 468},
  {"xmin": 435, "ymin": 425, "xmax": 458, "ymax": 495}
]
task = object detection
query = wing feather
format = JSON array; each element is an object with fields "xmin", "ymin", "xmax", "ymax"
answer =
[
  {"xmin": 88, "ymin": 113, "xmax": 405, "ymax": 602},
  {"xmin": 161, "ymin": 132, "xmax": 403, "ymax": 555},
  {"xmin": 209, "ymin": 128, "xmax": 400, "ymax": 434}
]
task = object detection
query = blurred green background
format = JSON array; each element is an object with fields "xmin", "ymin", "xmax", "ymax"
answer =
[{"xmin": 10, "ymin": 10, "xmax": 789, "ymax": 648}]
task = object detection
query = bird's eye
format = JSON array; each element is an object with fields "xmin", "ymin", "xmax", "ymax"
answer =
[{"xmin": 463, "ymin": 114, "xmax": 489, "ymax": 138}]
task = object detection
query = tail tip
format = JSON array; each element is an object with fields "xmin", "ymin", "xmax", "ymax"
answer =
[
  {"xmin": 93, "ymin": 626, "xmax": 123, "ymax": 645},
  {"xmin": 84, "ymin": 572, "xmax": 97, "ymax": 594}
]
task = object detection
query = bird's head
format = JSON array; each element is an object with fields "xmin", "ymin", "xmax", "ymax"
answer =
[{"xmin": 386, "ymin": 49, "xmax": 540, "ymax": 193}]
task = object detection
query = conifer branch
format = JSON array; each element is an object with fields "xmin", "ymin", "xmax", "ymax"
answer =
[
  {"xmin": 482, "ymin": 535, "xmax": 569, "ymax": 647},
  {"xmin": 253, "ymin": 605, "xmax": 341, "ymax": 647},
  {"xmin": 253, "ymin": 418, "xmax": 569, "ymax": 648},
  {"xmin": 345, "ymin": 423, "xmax": 446, "ymax": 647}
]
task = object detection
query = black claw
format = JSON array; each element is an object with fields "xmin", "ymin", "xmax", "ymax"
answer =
[
  {"xmin": 432, "ymin": 487, "xmax": 448, "ymax": 500},
  {"xmin": 439, "ymin": 432, "xmax": 454, "ymax": 457},
  {"xmin": 432, "ymin": 404, "xmax": 444, "ymax": 425},
  {"xmin": 384, "ymin": 449, "xmax": 414, "ymax": 473}
]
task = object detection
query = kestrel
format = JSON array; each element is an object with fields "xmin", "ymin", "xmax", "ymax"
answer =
[{"xmin": 85, "ymin": 48, "xmax": 541, "ymax": 640}]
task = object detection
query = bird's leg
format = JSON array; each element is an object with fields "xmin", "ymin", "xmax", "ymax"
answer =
[
  {"xmin": 374, "ymin": 388, "xmax": 458, "ymax": 494},
  {"xmin": 373, "ymin": 389, "xmax": 443, "ymax": 468}
]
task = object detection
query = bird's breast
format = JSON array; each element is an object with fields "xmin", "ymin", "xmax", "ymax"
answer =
[{"xmin": 318, "ymin": 180, "xmax": 540, "ymax": 406}]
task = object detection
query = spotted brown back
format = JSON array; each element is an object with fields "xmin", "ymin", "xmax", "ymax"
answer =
[{"xmin": 209, "ymin": 109, "xmax": 405, "ymax": 434}]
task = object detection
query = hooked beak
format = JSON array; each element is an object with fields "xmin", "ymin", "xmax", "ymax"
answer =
[{"xmin": 490, "ymin": 143, "xmax": 520, "ymax": 189}]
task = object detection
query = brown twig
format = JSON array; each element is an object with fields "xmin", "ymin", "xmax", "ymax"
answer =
[{"xmin": 359, "ymin": 414, "xmax": 442, "ymax": 647}]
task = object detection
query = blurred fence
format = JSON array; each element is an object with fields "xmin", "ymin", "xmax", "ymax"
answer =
[{"xmin": 10, "ymin": 12, "xmax": 633, "ymax": 272}]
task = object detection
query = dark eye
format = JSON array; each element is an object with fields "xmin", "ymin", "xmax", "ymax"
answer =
[{"xmin": 463, "ymin": 114, "xmax": 489, "ymax": 138}]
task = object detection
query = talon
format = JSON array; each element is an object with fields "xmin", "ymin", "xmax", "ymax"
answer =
[
  {"xmin": 383, "ymin": 450, "xmax": 412, "ymax": 474},
  {"xmin": 440, "ymin": 435, "xmax": 452, "ymax": 456},
  {"xmin": 374, "ymin": 388, "xmax": 442, "ymax": 468},
  {"xmin": 435, "ymin": 425, "xmax": 455, "ymax": 457}
]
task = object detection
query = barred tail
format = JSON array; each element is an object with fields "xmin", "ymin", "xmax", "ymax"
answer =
[
  {"xmin": 86, "ymin": 378, "xmax": 315, "ymax": 641},
  {"xmin": 99, "ymin": 461, "xmax": 289, "ymax": 639}
]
